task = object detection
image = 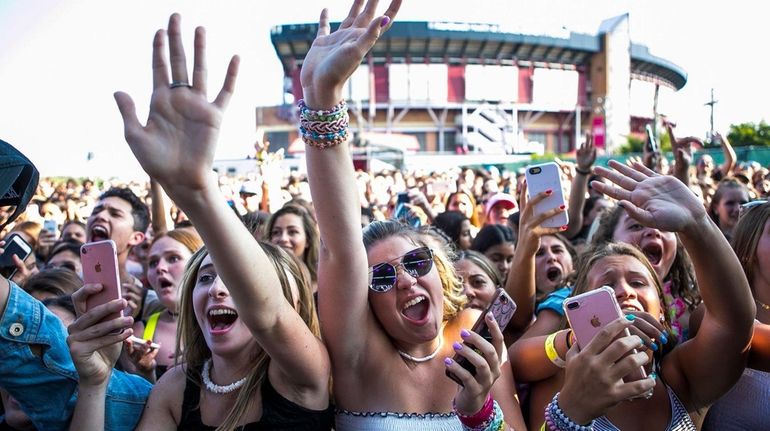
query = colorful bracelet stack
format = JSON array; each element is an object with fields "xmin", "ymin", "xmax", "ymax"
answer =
[
  {"xmin": 454, "ymin": 394, "xmax": 506, "ymax": 431},
  {"xmin": 298, "ymin": 99, "xmax": 350, "ymax": 149},
  {"xmin": 543, "ymin": 392, "xmax": 594, "ymax": 431}
]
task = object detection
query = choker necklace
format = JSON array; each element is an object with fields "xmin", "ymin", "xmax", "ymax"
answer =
[
  {"xmin": 398, "ymin": 332, "xmax": 443, "ymax": 363},
  {"xmin": 201, "ymin": 359, "xmax": 247, "ymax": 394},
  {"xmin": 756, "ymin": 299, "xmax": 770, "ymax": 311}
]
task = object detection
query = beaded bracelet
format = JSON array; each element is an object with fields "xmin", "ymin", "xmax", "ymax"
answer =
[
  {"xmin": 297, "ymin": 99, "xmax": 350, "ymax": 150},
  {"xmin": 544, "ymin": 392, "xmax": 594, "ymax": 431},
  {"xmin": 455, "ymin": 398, "xmax": 505, "ymax": 431}
]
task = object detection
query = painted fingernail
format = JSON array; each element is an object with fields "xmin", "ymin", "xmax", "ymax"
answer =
[
  {"xmin": 485, "ymin": 313, "xmax": 494, "ymax": 321},
  {"xmin": 649, "ymin": 372, "xmax": 657, "ymax": 380},
  {"xmin": 649, "ymin": 341, "xmax": 658, "ymax": 351},
  {"xmin": 625, "ymin": 314, "xmax": 636, "ymax": 321},
  {"xmin": 444, "ymin": 357, "xmax": 453, "ymax": 366},
  {"xmin": 659, "ymin": 333, "xmax": 668, "ymax": 345},
  {"xmin": 460, "ymin": 329, "xmax": 471, "ymax": 338},
  {"xmin": 559, "ymin": 204, "xmax": 566, "ymax": 210},
  {"xmin": 453, "ymin": 342, "xmax": 463, "ymax": 351},
  {"xmin": 545, "ymin": 189, "xmax": 553, "ymax": 195},
  {"xmin": 380, "ymin": 16, "xmax": 390, "ymax": 27},
  {"xmin": 560, "ymin": 225, "xmax": 568, "ymax": 231}
]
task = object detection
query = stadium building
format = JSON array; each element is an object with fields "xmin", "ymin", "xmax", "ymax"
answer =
[{"xmin": 253, "ymin": 14, "xmax": 686, "ymax": 170}]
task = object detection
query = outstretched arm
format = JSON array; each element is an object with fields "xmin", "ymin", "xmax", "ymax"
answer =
[
  {"xmin": 714, "ymin": 132, "xmax": 736, "ymax": 177},
  {"xmin": 300, "ymin": 0, "xmax": 401, "ymax": 366},
  {"xmin": 564, "ymin": 134, "xmax": 596, "ymax": 239},
  {"xmin": 665, "ymin": 120, "xmax": 699, "ymax": 186},
  {"xmin": 115, "ymin": 14, "xmax": 328, "ymax": 392},
  {"xmin": 593, "ymin": 160, "xmax": 754, "ymax": 410},
  {"xmin": 506, "ymin": 182, "xmax": 566, "ymax": 332}
]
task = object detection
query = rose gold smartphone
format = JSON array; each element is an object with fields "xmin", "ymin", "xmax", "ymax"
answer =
[
  {"xmin": 81, "ymin": 240, "xmax": 123, "ymax": 324},
  {"xmin": 563, "ymin": 286, "xmax": 646, "ymax": 382},
  {"xmin": 446, "ymin": 288, "xmax": 517, "ymax": 386}
]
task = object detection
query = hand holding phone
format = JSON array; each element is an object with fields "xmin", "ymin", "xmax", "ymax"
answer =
[
  {"xmin": 446, "ymin": 288, "xmax": 516, "ymax": 386},
  {"xmin": 525, "ymin": 162, "xmax": 569, "ymax": 229},
  {"xmin": 43, "ymin": 219, "xmax": 58, "ymax": 235},
  {"xmin": 81, "ymin": 240, "xmax": 123, "ymax": 324},
  {"xmin": 563, "ymin": 287, "xmax": 647, "ymax": 383},
  {"xmin": 0, "ymin": 233, "xmax": 33, "ymax": 279}
]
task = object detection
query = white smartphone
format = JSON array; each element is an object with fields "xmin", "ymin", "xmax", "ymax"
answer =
[
  {"xmin": 524, "ymin": 162, "xmax": 569, "ymax": 229},
  {"xmin": 128, "ymin": 335, "xmax": 160, "ymax": 351},
  {"xmin": 0, "ymin": 233, "xmax": 33, "ymax": 279}
]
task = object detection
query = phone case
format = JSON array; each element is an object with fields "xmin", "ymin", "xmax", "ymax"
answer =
[
  {"xmin": 525, "ymin": 162, "xmax": 569, "ymax": 229},
  {"xmin": 81, "ymin": 240, "xmax": 123, "ymax": 322},
  {"xmin": 0, "ymin": 234, "xmax": 33, "ymax": 278},
  {"xmin": 447, "ymin": 288, "xmax": 517, "ymax": 385},
  {"xmin": 563, "ymin": 286, "xmax": 646, "ymax": 382},
  {"xmin": 43, "ymin": 219, "xmax": 58, "ymax": 234}
]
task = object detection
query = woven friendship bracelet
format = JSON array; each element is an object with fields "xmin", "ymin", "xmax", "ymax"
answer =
[{"xmin": 298, "ymin": 99, "xmax": 350, "ymax": 150}]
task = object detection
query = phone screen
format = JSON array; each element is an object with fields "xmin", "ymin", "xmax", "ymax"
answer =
[{"xmin": 0, "ymin": 235, "xmax": 32, "ymax": 278}]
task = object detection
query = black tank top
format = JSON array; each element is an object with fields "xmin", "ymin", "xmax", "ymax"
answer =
[{"xmin": 177, "ymin": 372, "xmax": 334, "ymax": 431}]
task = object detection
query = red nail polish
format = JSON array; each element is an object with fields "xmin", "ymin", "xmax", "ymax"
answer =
[
  {"xmin": 546, "ymin": 189, "xmax": 553, "ymax": 195},
  {"xmin": 561, "ymin": 225, "xmax": 568, "ymax": 231},
  {"xmin": 559, "ymin": 204, "xmax": 565, "ymax": 210}
]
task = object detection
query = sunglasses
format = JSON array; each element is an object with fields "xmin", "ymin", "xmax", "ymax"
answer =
[{"xmin": 368, "ymin": 247, "xmax": 434, "ymax": 292}]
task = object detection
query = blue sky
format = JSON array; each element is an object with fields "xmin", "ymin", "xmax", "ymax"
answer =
[{"xmin": 0, "ymin": 0, "xmax": 767, "ymax": 179}]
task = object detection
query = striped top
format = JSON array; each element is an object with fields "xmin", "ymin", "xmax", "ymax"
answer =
[
  {"xmin": 593, "ymin": 385, "xmax": 695, "ymax": 431},
  {"xmin": 335, "ymin": 410, "xmax": 462, "ymax": 431}
]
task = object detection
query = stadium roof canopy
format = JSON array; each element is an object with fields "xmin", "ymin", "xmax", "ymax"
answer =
[{"xmin": 270, "ymin": 21, "xmax": 687, "ymax": 90}]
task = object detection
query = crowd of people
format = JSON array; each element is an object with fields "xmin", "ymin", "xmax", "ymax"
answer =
[{"xmin": 1, "ymin": 1, "xmax": 769, "ymax": 430}]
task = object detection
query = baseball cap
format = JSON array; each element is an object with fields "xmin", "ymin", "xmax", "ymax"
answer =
[
  {"xmin": 239, "ymin": 181, "xmax": 261, "ymax": 195},
  {"xmin": 485, "ymin": 193, "xmax": 517, "ymax": 215},
  {"xmin": 0, "ymin": 139, "xmax": 39, "ymax": 231}
]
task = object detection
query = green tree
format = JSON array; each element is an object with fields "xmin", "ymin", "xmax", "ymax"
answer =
[{"xmin": 727, "ymin": 121, "xmax": 770, "ymax": 147}]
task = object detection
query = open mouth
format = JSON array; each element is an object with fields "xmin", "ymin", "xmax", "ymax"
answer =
[
  {"xmin": 641, "ymin": 244, "xmax": 663, "ymax": 266},
  {"xmin": 90, "ymin": 225, "xmax": 109, "ymax": 241},
  {"xmin": 401, "ymin": 296, "xmax": 429, "ymax": 323},
  {"xmin": 546, "ymin": 267, "xmax": 562, "ymax": 282},
  {"xmin": 157, "ymin": 278, "xmax": 174, "ymax": 290},
  {"xmin": 207, "ymin": 307, "xmax": 238, "ymax": 332}
]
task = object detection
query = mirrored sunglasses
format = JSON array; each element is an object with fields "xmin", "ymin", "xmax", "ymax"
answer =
[{"xmin": 368, "ymin": 247, "xmax": 434, "ymax": 293}]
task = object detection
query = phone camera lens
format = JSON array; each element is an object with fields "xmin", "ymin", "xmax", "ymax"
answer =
[
  {"xmin": 81, "ymin": 248, "xmax": 87, "ymax": 255},
  {"xmin": 567, "ymin": 302, "xmax": 579, "ymax": 310}
]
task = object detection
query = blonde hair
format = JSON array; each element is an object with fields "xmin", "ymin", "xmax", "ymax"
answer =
[{"xmin": 175, "ymin": 241, "xmax": 320, "ymax": 431}]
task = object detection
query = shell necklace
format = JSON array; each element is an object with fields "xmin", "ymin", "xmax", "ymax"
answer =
[
  {"xmin": 201, "ymin": 359, "xmax": 247, "ymax": 394},
  {"xmin": 398, "ymin": 331, "xmax": 444, "ymax": 363}
]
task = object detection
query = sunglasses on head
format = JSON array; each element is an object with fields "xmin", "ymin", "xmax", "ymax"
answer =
[{"xmin": 368, "ymin": 247, "xmax": 434, "ymax": 293}]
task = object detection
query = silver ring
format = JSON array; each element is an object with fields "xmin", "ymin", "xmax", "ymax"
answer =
[{"xmin": 170, "ymin": 81, "xmax": 192, "ymax": 89}]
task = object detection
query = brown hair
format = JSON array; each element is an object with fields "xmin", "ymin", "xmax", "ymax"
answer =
[
  {"xmin": 731, "ymin": 201, "xmax": 770, "ymax": 292},
  {"xmin": 591, "ymin": 206, "xmax": 700, "ymax": 310},
  {"xmin": 175, "ymin": 241, "xmax": 319, "ymax": 431},
  {"xmin": 571, "ymin": 242, "xmax": 671, "ymax": 330},
  {"xmin": 265, "ymin": 204, "xmax": 320, "ymax": 283},
  {"xmin": 708, "ymin": 178, "xmax": 750, "ymax": 227},
  {"xmin": 150, "ymin": 228, "xmax": 203, "ymax": 255}
]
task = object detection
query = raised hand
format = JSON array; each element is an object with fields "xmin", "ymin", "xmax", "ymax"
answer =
[
  {"xmin": 300, "ymin": 0, "xmax": 401, "ymax": 108},
  {"xmin": 516, "ymin": 181, "xmax": 567, "ymax": 256},
  {"xmin": 114, "ymin": 14, "xmax": 239, "ymax": 203},
  {"xmin": 67, "ymin": 284, "xmax": 134, "ymax": 387},
  {"xmin": 576, "ymin": 134, "xmax": 596, "ymax": 173},
  {"xmin": 445, "ymin": 313, "xmax": 505, "ymax": 415},
  {"xmin": 592, "ymin": 160, "xmax": 707, "ymax": 234}
]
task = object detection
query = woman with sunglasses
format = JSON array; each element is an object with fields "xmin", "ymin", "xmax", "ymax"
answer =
[
  {"xmin": 66, "ymin": 13, "xmax": 333, "ymax": 430},
  {"xmin": 301, "ymin": 1, "xmax": 523, "ymax": 429},
  {"xmin": 703, "ymin": 200, "xmax": 770, "ymax": 429}
]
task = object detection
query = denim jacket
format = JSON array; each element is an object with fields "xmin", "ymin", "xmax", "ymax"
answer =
[{"xmin": 0, "ymin": 283, "xmax": 152, "ymax": 430}]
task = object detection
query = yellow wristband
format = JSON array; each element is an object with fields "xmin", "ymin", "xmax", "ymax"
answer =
[{"xmin": 545, "ymin": 332, "xmax": 566, "ymax": 368}]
